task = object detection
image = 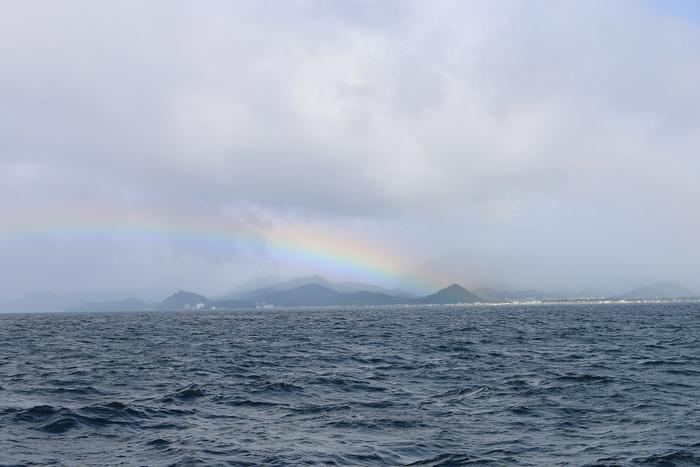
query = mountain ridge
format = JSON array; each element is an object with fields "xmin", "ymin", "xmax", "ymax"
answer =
[
  {"xmin": 5, "ymin": 277, "xmax": 699, "ymax": 313},
  {"xmin": 152, "ymin": 281, "xmax": 481, "ymax": 310},
  {"xmin": 217, "ymin": 275, "xmax": 414, "ymax": 300}
]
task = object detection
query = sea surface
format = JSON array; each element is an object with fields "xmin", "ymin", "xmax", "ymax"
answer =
[{"xmin": 1, "ymin": 303, "xmax": 699, "ymax": 466}]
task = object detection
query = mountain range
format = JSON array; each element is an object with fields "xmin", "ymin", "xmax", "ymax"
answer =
[
  {"xmin": 0, "ymin": 277, "xmax": 697, "ymax": 313},
  {"xmin": 160, "ymin": 282, "xmax": 479, "ymax": 310},
  {"xmin": 215, "ymin": 275, "xmax": 415, "ymax": 300}
]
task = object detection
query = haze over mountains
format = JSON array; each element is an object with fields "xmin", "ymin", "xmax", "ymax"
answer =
[
  {"xmin": 0, "ymin": 276, "xmax": 697, "ymax": 314},
  {"xmin": 617, "ymin": 282, "xmax": 697, "ymax": 300},
  {"xmin": 1, "ymin": 290, "xmax": 164, "ymax": 314},
  {"xmin": 216, "ymin": 275, "xmax": 415, "ymax": 301}
]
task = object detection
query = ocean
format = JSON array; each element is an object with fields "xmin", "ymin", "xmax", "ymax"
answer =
[{"xmin": 1, "ymin": 303, "xmax": 699, "ymax": 466}]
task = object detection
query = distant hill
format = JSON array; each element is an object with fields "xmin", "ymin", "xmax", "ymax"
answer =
[
  {"xmin": 219, "ymin": 275, "xmax": 414, "ymax": 300},
  {"xmin": 266, "ymin": 275, "xmax": 337, "ymax": 291},
  {"xmin": 619, "ymin": 282, "xmax": 697, "ymax": 299},
  {"xmin": 234, "ymin": 287, "xmax": 283, "ymax": 300},
  {"xmin": 9, "ymin": 278, "xmax": 699, "ymax": 314},
  {"xmin": 1, "ymin": 290, "xmax": 153, "ymax": 314},
  {"xmin": 333, "ymin": 280, "xmax": 415, "ymax": 298},
  {"xmin": 24, "ymin": 279, "xmax": 700, "ymax": 315},
  {"xmin": 67, "ymin": 297, "xmax": 152, "ymax": 313},
  {"xmin": 160, "ymin": 290, "xmax": 209, "ymax": 310},
  {"xmin": 256, "ymin": 283, "xmax": 344, "ymax": 307},
  {"xmin": 217, "ymin": 275, "xmax": 284, "ymax": 298},
  {"xmin": 15, "ymin": 281, "xmax": 488, "ymax": 314},
  {"xmin": 217, "ymin": 275, "xmax": 334, "ymax": 299},
  {"xmin": 244, "ymin": 283, "xmax": 408, "ymax": 307},
  {"xmin": 211, "ymin": 282, "xmax": 475, "ymax": 308},
  {"xmin": 169, "ymin": 281, "xmax": 486, "ymax": 309},
  {"xmin": 416, "ymin": 284, "xmax": 481, "ymax": 304}
]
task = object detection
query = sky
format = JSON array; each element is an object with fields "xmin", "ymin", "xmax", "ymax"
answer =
[{"xmin": 1, "ymin": 0, "xmax": 700, "ymax": 300}]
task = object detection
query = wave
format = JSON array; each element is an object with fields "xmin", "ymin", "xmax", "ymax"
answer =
[
  {"xmin": 252, "ymin": 381, "xmax": 305, "ymax": 393},
  {"xmin": 161, "ymin": 384, "xmax": 207, "ymax": 401},
  {"xmin": 405, "ymin": 453, "xmax": 500, "ymax": 466},
  {"xmin": 631, "ymin": 450, "xmax": 700, "ymax": 465},
  {"xmin": 554, "ymin": 373, "xmax": 614, "ymax": 383},
  {"xmin": 434, "ymin": 386, "xmax": 491, "ymax": 399},
  {"xmin": 8, "ymin": 405, "xmax": 124, "ymax": 434}
]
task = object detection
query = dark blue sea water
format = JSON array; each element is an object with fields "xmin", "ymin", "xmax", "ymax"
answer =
[{"xmin": 1, "ymin": 303, "xmax": 699, "ymax": 466}]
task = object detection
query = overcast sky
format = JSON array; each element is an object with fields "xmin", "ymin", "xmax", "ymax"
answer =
[{"xmin": 2, "ymin": 0, "xmax": 700, "ymax": 299}]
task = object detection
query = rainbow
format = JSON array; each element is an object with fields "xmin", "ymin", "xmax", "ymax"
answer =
[{"xmin": 0, "ymin": 212, "xmax": 443, "ymax": 292}]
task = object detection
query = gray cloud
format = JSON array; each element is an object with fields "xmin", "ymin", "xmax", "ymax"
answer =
[{"xmin": 1, "ymin": 0, "xmax": 699, "ymax": 298}]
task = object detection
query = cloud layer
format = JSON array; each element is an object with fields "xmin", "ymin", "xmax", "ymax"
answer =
[{"xmin": 1, "ymin": 0, "xmax": 700, "ymax": 298}]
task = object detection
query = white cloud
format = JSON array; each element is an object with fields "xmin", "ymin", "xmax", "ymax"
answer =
[{"xmin": 1, "ymin": 0, "xmax": 700, "ymax": 297}]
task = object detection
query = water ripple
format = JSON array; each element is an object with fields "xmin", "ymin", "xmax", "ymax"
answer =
[{"xmin": 0, "ymin": 303, "xmax": 699, "ymax": 465}]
